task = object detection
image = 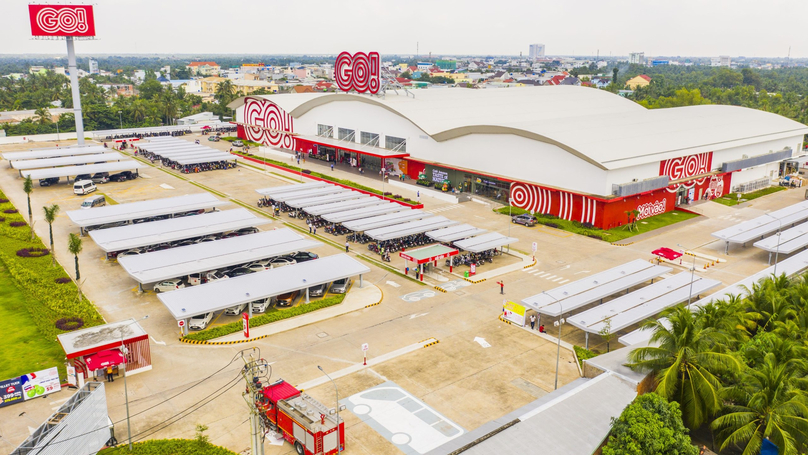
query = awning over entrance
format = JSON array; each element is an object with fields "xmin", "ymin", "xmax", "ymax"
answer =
[
  {"xmin": 84, "ymin": 349, "xmax": 126, "ymax": 370},
  {"xmin": 400, "ymin": 244, "xmax": 459, "ymax": 265},
  {"xmin": 300, "ymin": 134, "xmax": 409, "ymax": 159}
]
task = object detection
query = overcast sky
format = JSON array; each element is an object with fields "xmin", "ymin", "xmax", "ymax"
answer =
[{"xmin": 4, "ymin": 0, "xmax": 806, "ymax": 58}]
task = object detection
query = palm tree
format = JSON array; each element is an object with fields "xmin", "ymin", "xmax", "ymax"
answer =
[
  {"xmin": 696, "ymin": 295, "xmax": 753, "ymax": 341},
  {"xmin": 42, "ymin": 204, "xmax": 60, "ymax": 266},
  {"xmin": 68, "ymin": 233, "xmax": 82, "ymax": 280},
  {"xmin": 628, "ymin": 305, "xmax": 743, "ymax": 429},
  {"xmin": 214, "ymin": 79, "xmax": 236, "ymax": 106},
  {"xmin": 23, "ymin": 175, "xmax": 34, "ymax": 240},
  {"xmin": 34, "ymin": 107, "xmax": 52, "ymax": 125},
  {"xmin": 744, "ymin": 277, "xmax": 796, "ymax": 334},
  {"xmin": 712, "ymin": 353, "xmax": 808, "ymax": 455},
  {"xmin": 130, "ymin": 99, "xmax": 147, "ymax": 123}
]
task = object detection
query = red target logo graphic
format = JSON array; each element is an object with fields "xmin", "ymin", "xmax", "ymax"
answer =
[
  {"xmin": 29, "ymin": 5, "xmax": 96, "ymax": 37},
  {"xmin": 335, "ymin": 52, "xmax": 381, "ymax": 94},
  {"xmin": 243, "ymin": 98, "xmax": 295, "ymax": 149}
]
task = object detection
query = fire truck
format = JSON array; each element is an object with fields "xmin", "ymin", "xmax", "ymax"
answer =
[{"xmin": 254, "ymin": 378, "xmax": 345, "ymax": 455}]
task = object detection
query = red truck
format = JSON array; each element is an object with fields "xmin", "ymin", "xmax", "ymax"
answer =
[{"xmin": 255, "ymin": 379, "xmax": 345, "ymax": 455}]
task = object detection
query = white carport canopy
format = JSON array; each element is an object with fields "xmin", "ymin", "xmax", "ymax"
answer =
[
  {"xmin": 453, "ymin": 232, "xmax": 517, "ymax": 252},
  {"xmin": 20, "ymin": 161, "xmax": 145, "ymax": 180},
  {"xmin": 174, "ymin": 154, "xmax": 236, "ymax": 165},
  {"xmin": 322, "ymin": 203, "xmax": 407, "ymax": 224},
  {"xmin": 89, "ymin": 208, "xmax": 268, "ymax": 253},
  {"xmin": 137, "ymin": 142, "xmax": 198, "ymax": 151},
  {"xmin": 158, "ymin": 254, "xmax": 370, "ymax": 319},
  {"xmin": 343, "ymin": 210, "xmax": 431, "ymax": 232},
  {"xmin": 304, "ymin": 198, "xmax": 383, "ymax": 216},
  {"xmin": 426, "ymin": 224, "xmax": 488, "ymax": 243},
  {"xmin": 148, "ymin": 147, "xmax": 220, "ymax": 157},
  {"xmin": 618, "ymin": 248, "xmax": 808, "ymax": 346},
  {"xmin": 754, "ymin": 223, "xmax": 808, "ymax": 255},
  {"xmin": 567, "ymin": 272, "xmax": 721, "ymax": 335},
  {"xmin": 11, "ymin": 153, "xmax": 125, "ymax": 170},
  {"xmin": 67, "ymin": 193, "xmax": 229, "ymax": 228},
  {"xmin": 522, "ymin": 259, "xmax": 672, "ymax": 317},
  {"xmin": 92, "ymin": 123, "xmax": 227, "ymax": 137},
  {"xmin": 3, "ymin": 146, "xmax": 106, "ymax": 162},
  {"xmin": 287, "ymin": 190, "xmax": 359, "ymax": 209},
  {"xmin": 273, "ymin": 187, "xmax": 343, "ymax": 202},
  {"xmin": 118, "ymin": 228, "xmax": 321, "ymax": 284},
  {"xmin": 256, "ymin": 182, "xmax": 329, "ymax": 197},
  {"xmin": 711, "ymin": 200, "xmax": 808, "ymax": 247},
  {"xmin": 366, "ymin": 216, "xmax": 457, "ymax": 241}
]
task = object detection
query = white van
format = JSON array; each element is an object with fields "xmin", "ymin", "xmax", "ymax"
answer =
[
  {"xmin": 81, "ymin": 195, "xmax": 106, "ymax": 209},
  {"xmin": 73, "ymin": 180, "xmax": 97, "ymax": 195}
]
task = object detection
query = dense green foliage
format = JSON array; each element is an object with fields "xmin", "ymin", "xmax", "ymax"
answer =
[
  {"xmin": 629, "ymin": 274, "xmax": 808, "ymax": 454},
  {"xmin": 712, "ymin": 186, "xmax": 786, "ymax": 206},
  {"xmin": 602, "ymin": 393, "xmax": 698, "ymax": 455},
  {"xmin": 573, "ymin": 345, "xmax": 598, "ymax": 368},
  {"xmin": 101, "ymin": 439, "xmax": 238, "ymax": 455},
  {"xmin": 0, "ymin": 192, "xmax": 103, "ymax": 379},
  {"xmin": 183, "ymin": 293, "xmax": 346, "ymax": 341}
]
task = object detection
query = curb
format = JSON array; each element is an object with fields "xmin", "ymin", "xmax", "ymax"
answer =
[
  {"xmin": 421, "ymin": 339, "xmax": 440, "ymax": 349},
  {"xmin": 611, "ymin": 242, "xmax": 634, "ymax": 247},
  {"xmin": 364, "ymin": 287, "xmax": 384, "ymax": 308},
  {"xmin": 434, "ymin": 285, "xmax": 448, "ymax": 293},
  {"xmin": 498, "ymin": 315, "xmax": 513, "ymax": 325},
  {"xmin": 178, "ymin": 334, "xmax": 273, "ymax": 345},
  {"xmin": 523, "ymin": 259, "xmax": 537, "ymax": 269},
  {"xmin": 463, "ymin": 276, "xmax": 487, "ymax": 284}
]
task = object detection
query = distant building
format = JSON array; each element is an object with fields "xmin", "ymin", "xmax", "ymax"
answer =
[
  {"xmin": 28, "ymin": 66, "xmax": 47, "ymax": 75},
  {"xmin": 177, "ymin": 112, "xmax": 218, "ymax": 125},
  {"xmin": 651, "ymin": 60, "xmax": 670, "ymax": 66},
  {"xmin": 186, "ymin": 61, "xmax": 220, "ymax": 76},
  {"xmin": 436, "ymin": 60, "xmax": 457, "ymax": 71},
  {"xmin": 529, "ymin": 44, "xmax": 546, "ymax": 60},
  {"xmin": 625, "ymin": 74, "xmax": 652, "ymax": 89},
  {"xmin": 711, "ymin": 56, "xmax": 731, "ymax": 67},
  {"xmin": 628, "ymin": 52, "xmax": 645, "ymax": 65},
  {"xmin": 88, "ymin": 59, "xmax": 99, "ymax": 74},
  {"xmin": 416, "ymin": 62, "xmax": 433, "ymax": 71}
]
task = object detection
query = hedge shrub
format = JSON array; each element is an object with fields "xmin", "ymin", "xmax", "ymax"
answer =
[
  {"xmin": 184, "ymin": 294, "xmax": 346, "ymax": 341},
  {"xmin": 100, "ymin": 439, "xmax": 238, "ymax": 455},
  {"xmin": 17, "ymin": 248, "xmax": 50, "ymax": 258},
  {"xmin": 574, "ymin": 345, "xmax": 599, "ymax": 368}
]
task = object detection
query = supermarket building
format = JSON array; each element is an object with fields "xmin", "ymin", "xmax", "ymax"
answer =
[{"xmin": 229, "ymin": 86, "xmax": 808, "ymax": 229}]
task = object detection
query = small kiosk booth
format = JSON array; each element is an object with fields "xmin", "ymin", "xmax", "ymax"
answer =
[
  {"xmin": 57, "ymin": 318, "xmax": 152, "ymax": 385},
  {"xmin": 400, "ymin": 244, "xmax": 459, "ymax": 281}
]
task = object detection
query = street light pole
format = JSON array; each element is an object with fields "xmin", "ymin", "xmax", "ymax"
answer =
[
  {"xmin": 677, "ymin": 243, "xmax": 696, "ymax": 308},
  {"xmin": 543, "ymin": 291, "xmax": 563, "ymax": 390},
  {"xmin": 765, "ymin": 214, "xmax": 783, "ymax": 275},
  {"xmin": 118, "ymin": 110, "xmax": 123, "ymax": 130},
  {"xmin": 317, "ymin": 366, "xmax": 341, "ymax": 453}
]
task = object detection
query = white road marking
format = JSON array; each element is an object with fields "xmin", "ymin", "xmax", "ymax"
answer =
[
  {"xmin": 544, "ymin": 275, "xmax": 557, "ymax": 280},
  {"xmin": 473, "ymin": 337, "xmax": 491, "ymax": 348},
  {"xmin": 552, "ymin": 277, "xmax": 564, "ymax": 282},
  {"xmin": 385, "ymin": 280, "xmax": 401, "ymax": 288},
  {"xmin": 559, "ymin": 279, "xmax": 569, "ymax": 284},
  {"xmin": 150, "ymin": 336, "xmax": 166, "ymax": 346},
  {"xmin": 574, "ymin": 270, "xmax": 591, "ymax": 275},
  {"xmin": 49, "ymin": 397, "xmax": 70, "ymax": 405},
  {"xmin": 537, "ymin": 273, "xmax": 550, "ymax": 278},
  {"xmin": 409, "ymin": 313, "xmax": 429, "ymax": 319}
]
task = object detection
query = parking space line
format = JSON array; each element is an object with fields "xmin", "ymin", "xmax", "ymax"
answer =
[
  {"xmin": 559, "ymin": 279, "xmax": 569, "ymax": 284},
  {"xmin": 552, "ymin": 277, "xmax": 564, "ymax": 282},
  {"xmin": 544, "ymin": 275, "xmax": 556, "ymax": 280}
]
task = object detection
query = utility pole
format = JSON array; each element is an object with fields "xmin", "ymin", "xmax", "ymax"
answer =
[{"xmin": 240, "ymin": 348, "xmax": 269, "ymax": 455}]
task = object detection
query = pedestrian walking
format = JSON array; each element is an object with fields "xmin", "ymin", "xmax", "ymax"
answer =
[
  {"xmin": 345, "ymin": 241, "xmax": 350, "ymax": 253},
  {"xmin": 106, "ymin": 366, "xmax": 114, "ymax": 382},
  {"xmin": 308, "ymin": 221, "xmax": 312, "ymax": 234},
  {"xmin": 417, "ymin": 191, "xmax": 420, "ymax": 203},
  {"xmin": 530, "ymin": 314, "xmax": 536, "ymax": 330},
  {"xmin": 297, "ymin": 157, "xmax": 300, "ymax": 165},
  {"xmin": 313, "ymin": 226, "xmax": 317, "ymax": 235},
  {"xmin": 331, "ymin": 163, "xmax": 334, "ymax": 171},
  {"xmin": 498, "ymin": 281, "xmax": 504, "ymax": 294}
]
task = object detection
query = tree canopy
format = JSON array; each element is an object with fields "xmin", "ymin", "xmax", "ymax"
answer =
[{"xmin": 602, "ymin": 393, "xmax": 698, "ymax": 455}]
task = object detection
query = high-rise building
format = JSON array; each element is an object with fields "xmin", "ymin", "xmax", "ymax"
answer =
[
  {"xmin": 88, "ymin": 58, "xmax": 99, "ymax": 74},
  {"xmin": 711, "ymin": 56, "xmax": 731, "ymax": 67},
  {"xmin": 529, "ymin": 44, "xmax": 546, "ymax": 60},
  {"xmin": 628, "ymin": 52, "xmax": 645, "ymax": 65}
]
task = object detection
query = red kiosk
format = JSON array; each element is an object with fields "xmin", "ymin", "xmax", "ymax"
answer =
[
  {"xmin": 400, "ymin": 245, "xmax": 459, "ymax": 281},
  {"xmin": 57, "ymin": 318, "xmax": 152, "ymax": 385}
]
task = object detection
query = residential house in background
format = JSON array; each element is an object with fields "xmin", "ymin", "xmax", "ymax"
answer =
[
  {"xmin": 625, "ymin": 74, "xmax": 651, "ymax": 89},
  {"xmin": 186, "ymin": 61, "xmax": 220, "ymax": 76}
]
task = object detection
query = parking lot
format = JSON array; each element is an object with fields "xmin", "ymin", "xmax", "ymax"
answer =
[{"xmin": 1, "ymin": 135, "xmax": 803, "ymax": 454}]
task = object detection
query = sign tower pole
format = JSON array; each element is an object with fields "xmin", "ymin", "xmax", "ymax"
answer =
[{"xmin": 65, "ymin": 37, "xmax": 85, "ymax": 145}]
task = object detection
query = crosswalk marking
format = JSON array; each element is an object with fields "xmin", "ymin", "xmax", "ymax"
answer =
[
  {"xmin": 426, "ymin": 205, "xmax": 462, "ymax": 214},
  {"xmin": 559, "ymin": 279, "xmax": 569, "ymax": 284},
  {"xmin": 552, "ymin": 277, "xmax": 564, "ymax": 282},
  {"xmin": 545, "ymin": 275, "xmax": 557, "ymax": 280}
]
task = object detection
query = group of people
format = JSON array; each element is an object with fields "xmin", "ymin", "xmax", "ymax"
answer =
[{"xmin": 528, "ymin": 314, "xmax": 546, "ymax": 333}]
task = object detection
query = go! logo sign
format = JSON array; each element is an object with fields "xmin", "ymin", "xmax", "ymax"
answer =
[
  {"xmin": 335, "ymin": 51, "xmax": 381, "ymax": 94},
  {"xmin": 28, "ymin": 5, "xmax": 96, "ymax": 37}
]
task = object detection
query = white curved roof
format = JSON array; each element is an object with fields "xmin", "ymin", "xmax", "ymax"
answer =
[{"xmin": 230, "ymin": 86, "xmax": 808, "ymax": 170}]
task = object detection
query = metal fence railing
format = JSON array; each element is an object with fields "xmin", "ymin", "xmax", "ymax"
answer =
[{"xmin": 731, "ymin": 177, "xmax": 770, "ymax": 194}]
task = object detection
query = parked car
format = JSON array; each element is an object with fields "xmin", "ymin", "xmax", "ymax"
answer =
[
  {"xmin": 269, "ymin": 256, "xmax": 296, "ymax": 269},
  {"xmin": 174, "ymin": 209, "xmax": 205, "ymax": 218},
  {"xmin": 224, "ymin": 302, "xmax": 248, "ymax": 315},
  {"xmin": 189, "ymin": 312, "xmax": 214, "ymax": 330},
  {"xmin": 116, "ymin": 247, "xmax": 147, "ymax": 259},
  {"xmin": 512, "ymin": 214, "xmax": 538, "ymax": 227},
  {"xmin": 308, "ymin": 283, "xmax": 327, "ymax": 297},
  {"xmin": 39, "ymin": 177, "xmax": 59, "ymax": 187},
  {"xmin": 146, "ymin": 243, "xmax": 171, "ymax": 253},
  {"xmin": 246, "ymin": 263, "xmax": 270, "ymax": 273},
  {"xmin": 91, "ymin": 172, "xmax": 110, "ymax": 184},
  {"xmin": 251, "ymin": 297, "xmax": 271, "ymax": 313},
  {"xmin": 232, "ymin": 140, "xmax": 244, "ymax": 147},
  {"xmin": 290, "ymin": 251, "xmax": 319, "ymax": 263},
  {"xmin": 80, "ymin": 195, "xmax": 106, "ymax": 209},
  {"xmin": 330, "ymin": 278, "xmax": 350, "ymax": 294},
  {"xmin": 198, "ymin": 236, "xmax": 217, "ymax": 243},
  {"xmin": 236, "ymin": 227, "xmax": 260, "ymax": 236},
  {"xmin": 207, "ymin": 273, "xmax": 229, "ymax": 283},
  {"xmin": 154, "ymin": 279, "xmax": 185, "ymax": 293},
  {"xmin": 73, "ymin": 179, "xmax": 97, "ymax": 195},
  {"xmin": 74, "ymin": 174, "xmax": 92, "ymax": 182},
  {"xmin": 226, "ymin": 267, "xmax": 252, "ymax": 278},
  {"xmin": 208, "ymin": 136, "xmax": 220, "ymax": 142},
  {"xmin": 110, "ymin": 171, "xmax": 136, "ymax": 182},
  {"xmin": 276, "ymin": 290, "xmax": 300, "ymax": 306}
]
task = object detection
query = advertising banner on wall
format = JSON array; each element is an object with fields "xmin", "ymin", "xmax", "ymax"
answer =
[
  {"xmin": 66, "ymin": 365, "xmax": 77, "ymax": 387},
  {"xmin": 0, "ymin": 377, "xmax": 24, "ymax": 408},
  {"xmin": 502, "ymin": 300, "xmax": 526, "ymax": 326},
  {"xmin": 21, "ymin": 367, "xmax": 61, "ymax": 400}
]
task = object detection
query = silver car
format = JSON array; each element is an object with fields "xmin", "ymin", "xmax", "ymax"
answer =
[{"xmin": 330, "ymin": 278, "xmax": 350, "ymax": 294}]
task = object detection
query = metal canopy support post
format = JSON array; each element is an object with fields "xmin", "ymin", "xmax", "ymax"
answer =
[
  {"xmin": 305, "ymin": 287, "xmax": 310, "ymax": 303},
  {"xmin": 137, "ymin": 283, "xmax": 143, "ymax": 294},
  {"xmin": 248, "ymin": 302, "xmax": 252, "ymax": 318},
  {"xmin": 182, "ymin": 320, "xmax": 188, "ymax": 336},
  {"xmin": 359, "ymin": 274, "xmax": 363, "ymax": 288},
  {"xmin": 66, "ymin": 37, "xmax": 85, "ymax": 146},
  {"xmin": 585, "ymin": 332, "xmax": 590, "ymax": 350}
]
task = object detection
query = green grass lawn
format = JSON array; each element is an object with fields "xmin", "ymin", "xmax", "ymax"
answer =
[
  {"xmin": 0, "ymin": 264, "xmax": 65, "ymax": 380},
  {"xmin": 496, "ymin": 206, "xmax": 700, "ymax": 243},
  {"xmin": 712, "ymin": 186, "xmax": 786, "ymax": 206}
]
